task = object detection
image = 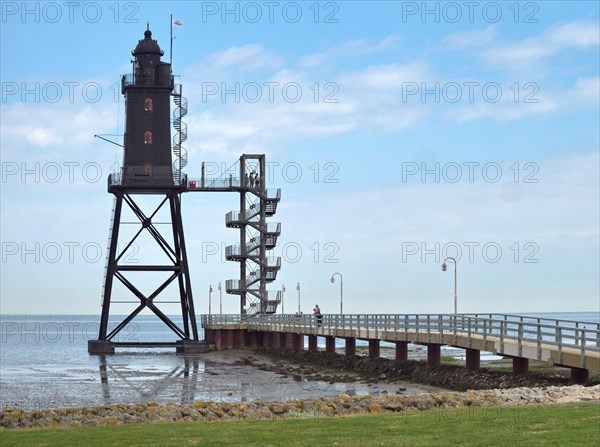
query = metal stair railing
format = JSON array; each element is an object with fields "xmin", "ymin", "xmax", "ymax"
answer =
[
  {"xmin": 101, "ymin": 196, "xmax": 117, "ymax": 306},
  {"xmin": 172, "ymin": 88, "xmax": 188, "ymax": 183}
]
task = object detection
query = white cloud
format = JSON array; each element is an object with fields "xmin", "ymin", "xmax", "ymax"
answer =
[
  {"xmin": 175, "ymin": 43, "xmax": 431, "ymax": 155},
  {"xmin": 184, "ymin": 44, "xmax": 284, "ymax": 80},
  {"xmin": 442, "ymin": 20, "xmax": 599, "ymax": 80},
  {"xmin": 483, "ymin": 20, "xmax": 599, "ymax": 70},
  {"xmin": 297, "ymin": 35, "xmax": 400, "ymax": 70},
  {"xmin": 450, "ymin": 76, "xmax": 599, "ymax": 122},
  {"xmin": 546, "ymin": 20, "xmax": 600, "ymax": 48},
  {"xmin": 443, "ymin": 26, "xmax": 498, "ymax": 49},
  {"xmin": 1, "ymin": 103, "xmax": 116, "ymax": 156},
  {"xmin": 339, "ymin": 62, "xmax": 429, "ymax": 90},
  {"xmin": 567, "ymin": 76, "xmax": 600, "ymax": 107},
  {"xmin": 340, "ymin": 36, "xmax": 400, "ymax": 54}
]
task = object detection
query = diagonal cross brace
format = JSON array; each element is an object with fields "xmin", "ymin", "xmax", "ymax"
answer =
[
  {"xmin": 106, "ymin": 271, "xmax": 186, "ymax": 340},
  {"xmin": 117, "ymin": 194, "xmax": 177, "ymax": 264}
]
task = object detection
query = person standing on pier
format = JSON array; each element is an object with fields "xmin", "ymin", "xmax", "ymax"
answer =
[{"xmin": 313, "ymin": 304, "xmax": 322, "ymax": 326}]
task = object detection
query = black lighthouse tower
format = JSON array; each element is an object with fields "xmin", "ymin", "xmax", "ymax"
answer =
[
  {"xmin": 122, "ymin": 28, "xmax": 174, "ymax": 185},
  {"xmin": 88, "ymin": 28, "xmax": 204, "ymax": 354}
]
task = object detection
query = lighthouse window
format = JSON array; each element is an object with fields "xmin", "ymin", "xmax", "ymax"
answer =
[
  {"xmin": 144, "ymin": 97, "xmax": 153, "ymax": 112},
  {"xmin": 144, "ymin": 130, "xmax": 153, "ymax": 145},
  {"xmin": 144, "ymin": 163, "xmax": 153, "ymax": 177}
]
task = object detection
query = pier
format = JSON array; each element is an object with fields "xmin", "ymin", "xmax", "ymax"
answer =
[{"xmin": 203, "ymin": 313, "xmax": 600, "ymax": 384}]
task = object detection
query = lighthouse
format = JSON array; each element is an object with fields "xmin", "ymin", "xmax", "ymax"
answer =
[
  {"xmin": 88, "ymin": 28, "xmax": 202, "ymax": 354},
  {"xmin": 89, "ymin": 27, "xmax": 283, "ymax": 355},
  {"xmin": 121, "ymin": 27, "xmax": 175, "ymax": 185}
]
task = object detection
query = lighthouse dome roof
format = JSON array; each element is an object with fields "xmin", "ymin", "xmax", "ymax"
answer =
[{"xmin": 133, "ymin": 29, "xmax": 164, "ymax": 56}]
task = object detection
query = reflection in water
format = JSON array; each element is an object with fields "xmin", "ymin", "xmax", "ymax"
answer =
[
  {"xmin": 99, "ymin": 356, "xmax": 110, "ymax": 401},
  {"xmin": 98, "ymin": 355, "xmax": 202, "ymax": 405},
  {"xmin": 90, "ymin": 352, "xmax": 435, "ymax": 408}
]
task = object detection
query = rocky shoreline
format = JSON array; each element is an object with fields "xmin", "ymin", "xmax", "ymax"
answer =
[
  {"xmin": 255, "ymin": 348, "xmax": 600, "ymax": 390},
  {"xmin": 1, "ymin": 385, "xmax": 598, "ymax": 430}
]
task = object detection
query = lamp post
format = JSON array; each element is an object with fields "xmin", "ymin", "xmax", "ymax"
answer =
[
  {"xmin": 441, "ymin": 257, "xmax": 458, "ymax": 315},
  {"xmin": 281, "ymin": 284, "xmax": 286, "ymax": 314},
  {"xmin": 208, "ymin": 285, "xmax": 213, "ymax": 316},
  {"xmin": 218, "ymin": 282, "xmax": 222, "ymax": 316},
  {"xmin": 330, "ymin": 273, "xmax": 343, "ymax": 314},
  {"xmin": 296, "ymin": 282, "xmax": 301, "ymax": 314}
]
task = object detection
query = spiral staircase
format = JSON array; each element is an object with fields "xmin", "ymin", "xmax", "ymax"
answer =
[
  {"xmin": 172, "ymin": 84, "xmax": 188, "ymax": 185},
  {"xmin": 223, "ymin": 156, "xmax": 282, "ymax": 315}
]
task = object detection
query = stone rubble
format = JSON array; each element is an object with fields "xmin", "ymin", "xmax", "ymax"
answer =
[
  {"xmin": 1, "ymin": 385, "xmax": 598, "ymax": 430},
  {"xmin": 256, "ymin": 349, "xmax": 599, "ymax": 390}
]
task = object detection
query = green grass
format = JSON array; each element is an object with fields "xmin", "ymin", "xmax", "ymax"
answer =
[
  {"xmin": 1, "ymin": 403, "xmax": 599, "ymax": 447},
  {"xmin": 441, "ymin": 355, "xmax": 459, "ymax": 363}
]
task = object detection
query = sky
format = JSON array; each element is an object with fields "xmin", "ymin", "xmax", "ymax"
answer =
[{"xmin": 0, "ymin": 1, "xmax": 599, "ymax": 316}]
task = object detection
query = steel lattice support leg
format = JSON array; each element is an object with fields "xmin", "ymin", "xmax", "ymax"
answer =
[{"xmin": 89, "ymin": 192, "xmax": 203, "ymax": 354}]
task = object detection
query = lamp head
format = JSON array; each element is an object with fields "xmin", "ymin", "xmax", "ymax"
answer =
[
  {"xmin": 296, "ymin": 282, "xmax": 300, "ymax": 290},
  {"xmin": 330, "ymin": 277, "xmax": 335, "ymax": 283},
  {"xmin": 282, "ymin": 285, "xmax": 286, "ymax": 292},
  {"xmin": 209, "ymin": 285, "xmax": 213, "ymax": 292},
  {"xmin": 442, "ymin": 263, "xmax": 447, "ymax": 272}
]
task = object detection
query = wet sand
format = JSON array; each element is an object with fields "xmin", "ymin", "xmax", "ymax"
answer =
[{"xmin": 0, "ymin": 350, "xmax": 444, "ymax": 411}]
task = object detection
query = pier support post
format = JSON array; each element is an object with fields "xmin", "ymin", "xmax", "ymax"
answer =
[
  {"xmin": 267, "ymin": 332, "xmax": 276, "ymax": 349},
  {"xmin": 308, "ymin": 335, "xmax": 318, "ymax": 352},
  {"xmin": 293, "ymin": 334, "xmax": 304, "ymax": 351},
  {"xmin": 273, "ymin": 332, "xmax": 282, "ymax": 349},
  {"xmin": 325, "ymin": 336, "xmax": 336, "ymax": 354},
  {"xmin": 465, "ymin": 348, "xmax": 480, "ymax": 370},
  {"xmin": 426, "ymin": 343, "xmax": 441, "ymax": 367},
  {"xmin": 216, "ymin": 329, "xmax": 227, "ymax": 350},
  {"xmin": 225, "ymin": 330, "xmax": 234, "ymax": 349},
  {"xmin": 395, "ymin": 341, "xmax": 408, "ymax": 362},
  {"xmin": 280, "ymin": 333, "xmax": 289, "ymax": 349},
  {"xmin": 282, "ymin": 333, "xmax": 289, "ymax": 349},
  {"xmin": 570, "ymin": 367, "xmax": 589, "ymax": 384},
  {"xmin": 368, "ymin": 340, "xmax": 380, "ymax": 358},
  {"xmin": 284, "ymin": 333, "xmax": 296, "ymax": 350},
  {"xmin": 512, "ymin": 357, "xmax": 529, "ymax": 376},
  {"xmin": 257, "ymin": 331, "xmax": 265, "ymax": 348},
  {"xmin": 204, "ymin": 329, "xmax": 215, "ymax": 344},
  {"xmin": 345, "ymin": 338, "xmax": 356, "ymax": 356},
  {"xmin": 235, "ymin": 330, "xmax": 246, "ymax": 348},
  {"xmin": 218, "ymin": 330, "xmax": 227, "ymax": 350},
  {"xmin": 247, "ymin": 331, "xmax": 258, "ymax": 348}
]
